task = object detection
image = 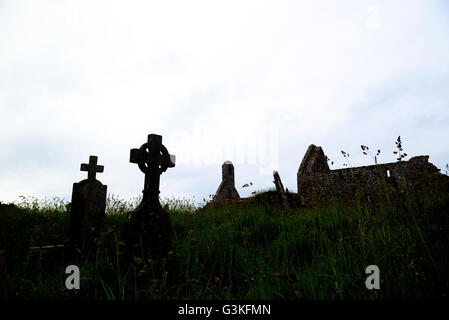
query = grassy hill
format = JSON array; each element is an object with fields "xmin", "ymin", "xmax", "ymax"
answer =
[{"xmin": 0, "ymin": 187, "xmax": 448, "ymax": 300}]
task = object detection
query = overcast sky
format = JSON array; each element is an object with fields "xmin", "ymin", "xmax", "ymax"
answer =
[{"xmin": 1, "ymin": 0, "xmax": 448, "ymax": 205}]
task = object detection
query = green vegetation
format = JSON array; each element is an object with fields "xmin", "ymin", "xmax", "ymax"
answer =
[{"xmin": 0, "ymin": 188, "xmax": 448, "ymax": 300}]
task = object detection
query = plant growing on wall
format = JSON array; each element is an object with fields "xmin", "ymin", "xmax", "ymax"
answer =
[
  {"xmin": 361, "ymin": 145, "xmax": 381, "ymax": 164},
  {"xmin": 242, "ymin": 182, "xmax": 256, "ymax": 195},
  {"xmin": 393, "ymin": 136, "xmax": 407, "ymax": 161},
  {"xmin": 341, "ymin": 150, "xmax": 352, "ymax": 167}
]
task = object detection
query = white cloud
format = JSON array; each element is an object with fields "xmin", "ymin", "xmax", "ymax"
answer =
[{"xmin": 1, "ymin": 0, "xmax": 448, "ymax": 203}]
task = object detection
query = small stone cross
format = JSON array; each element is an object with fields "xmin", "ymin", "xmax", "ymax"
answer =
[
  {"xmin": 80, "ymin": 156, "xmax": 104, "ymax": 180},
  {"xmin": 69, "ymin": 155, "xmax": 107, "ymax": 245}
]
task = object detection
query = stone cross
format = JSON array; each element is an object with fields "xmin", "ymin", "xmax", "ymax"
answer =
[
  {"xmin": 69, "ymin": 155, "xmax": 107, "ymax": 244},
  {"xmin": 81, "ymin": 156, "xmax": 104, "ymax": 180},
  {"xmin": 129, "ymin": 134, "xmax": 175, "ymax": 209},
  {"xmin": 123, "ymin": 133, "xmax": 175, "ymax": 259},
  {"xmin": 213, "ymin": 161, "xmax": 240, "ymax": 201}
]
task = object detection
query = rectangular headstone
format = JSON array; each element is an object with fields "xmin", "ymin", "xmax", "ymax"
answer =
[
  {"xmin": 273, "ymin": 170, "xmax": 289, "ymax": 208},
  {"xmin": 69, "ymin": 156, "xmax": 107, "ymax": 243}
]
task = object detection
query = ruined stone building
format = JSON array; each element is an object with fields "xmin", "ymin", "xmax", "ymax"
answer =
[
  {"xmin": 214, "ymin": 161, "xmax": 240, "ymax": 201},
  {"xmin": 297, "ymin": 144, "xmax": 447, "ymax": 203}
]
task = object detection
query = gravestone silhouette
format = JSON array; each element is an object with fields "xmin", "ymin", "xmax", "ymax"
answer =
[
  {"xmin": 273, "ymin": 170, "xmax": 289, "ymax": 208},
  {"xmin": 123, "ymin": 134, "xmax": 175, "ymax": 259},
  {"xmin": 69, "ymin": 155, "xmax": 107, "ymax": 244},
  {"xmin": 213, "ymin": 161, "xmax": 240, "ymax": 201}
]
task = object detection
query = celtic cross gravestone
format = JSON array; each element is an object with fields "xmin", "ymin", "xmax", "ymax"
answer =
[
  {"xmin": 69, "ymin": 155, "xmax": 107, "ymax": 244},
  {"xmin": 123, "ymin": 134, "xmax": 175, "ymax": 259}
]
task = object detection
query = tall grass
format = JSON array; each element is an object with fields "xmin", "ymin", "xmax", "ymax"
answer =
[{"xmin": 0, "ymin": 187, "xmax": 448, "ymax": 300}]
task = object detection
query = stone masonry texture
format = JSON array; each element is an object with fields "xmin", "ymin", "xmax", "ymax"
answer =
[{"xmin": 297, "ymin": 144, "xmax": 446, "ymax": 203}]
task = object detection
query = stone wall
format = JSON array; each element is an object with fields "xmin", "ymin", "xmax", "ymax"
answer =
[{"xmin": 297, "ymin": 144, "xmax": 445, "ymax": 203}]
